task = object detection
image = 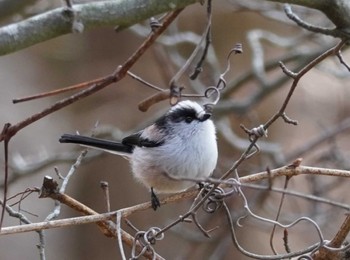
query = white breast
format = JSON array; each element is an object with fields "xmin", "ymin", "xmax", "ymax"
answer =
[{"xmin": 130, "ymin": 119, "xmax": 218, "ymax": 193}]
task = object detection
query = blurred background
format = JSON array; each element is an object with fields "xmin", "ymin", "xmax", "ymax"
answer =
[{"xmin": 0, "ymin": 0, "xmax": 349, "ymax": 259}]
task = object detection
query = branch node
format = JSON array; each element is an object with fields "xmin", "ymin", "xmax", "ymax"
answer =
[
  {"xmin": 138, "ymin": 90, "xmax": 170, "ymax": 112},
  {"xmin": 169, "ymin": 82, "xmax": 184, "ymax": 106},
  {"xmin": 281, "ymin": 113, "xmax": 298, "ymax": 125},
  {"xmin": 241, "ymin": 124, "xmax": 268, "ymax": 138},
  {"xmin": 0, "ymin": 123, "xmax": 12, "ymax": 141},
  {"xmin": 287, "ymin": 158, "xmax": 303, "ymax": 169},
  {"xmin": 279, "ymin": 61, "xmax": 297, "ymax": 78},
  {"xmin": 100, "ymin": 181, "xmax": 111, "ymax": 212},
  {"xmin": 61, "ymin": 1, "xmax": 84, "ymax": 33},
  {"xmin": 39, "ymin": 176, "xmax": 59, "ymax": 198},
  {"xmin": 149, "ymin": 17, "xmax": 162, "ymax": 32},
  {"xmin": 336, "ymin": 50, "xmax": 350, "ymax": 72}
]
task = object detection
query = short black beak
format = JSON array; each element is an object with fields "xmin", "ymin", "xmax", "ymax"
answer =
[{"xmin": 200, "ymin": 113, "xmax": 211, "ymax": 122}]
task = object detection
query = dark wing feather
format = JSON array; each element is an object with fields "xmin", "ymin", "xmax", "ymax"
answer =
[
  {"xmin": 122, "ymin": 131, "xmax": 163, "ymax": 148},
  {"xmin": 121, "ymin": 132, "xmax": 143, "ymax": 146}
]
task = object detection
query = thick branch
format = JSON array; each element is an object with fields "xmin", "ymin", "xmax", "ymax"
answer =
[
  {"xmin": 0, "ymin": 0, "xmax": 198, "ymax": 56},
  {"xmin": 267, "ymin": 0, "xmax": 350, "ymax": 33}
]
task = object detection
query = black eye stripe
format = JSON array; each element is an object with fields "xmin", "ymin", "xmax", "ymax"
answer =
[
  {"xmin": 154, "ymin": 105, "xmax": 208, "ymax": 131},
  {"xmin": 168, "ymin": 107, "xmax": 198, "ymax": 123}
]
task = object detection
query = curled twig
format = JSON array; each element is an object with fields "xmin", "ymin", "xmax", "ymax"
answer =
[{"xmin": 131, "ymin": 227, "xmax": 164, "ymax": 259}]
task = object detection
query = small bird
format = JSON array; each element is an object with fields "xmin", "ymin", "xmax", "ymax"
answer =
[{"xmin": 59, "ymin": 100, "xmax": 218, "ymax": 209}]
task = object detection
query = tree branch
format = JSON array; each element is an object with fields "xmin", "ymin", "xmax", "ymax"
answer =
[
  {"xmin": 0, "ymin": 0, "xmax": 199, "ymax": 56},
  {"xmin": 1, "ymin": 164, "xmax": 349, "ymax": 236},
  {"xmin": 267, "ymin": 0, "xmax": 350, "ymax": 36}
]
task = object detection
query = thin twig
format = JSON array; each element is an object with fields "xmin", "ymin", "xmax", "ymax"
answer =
[
  {"xmin": 100, "ymin": 181, "xmax": 111, "ymax": 212},
  {"xmin": 0, "ymin": 124, "xmax": 10, "ymax": 228},
  {"xmin": 336, "ymin": 49, "xmax": 350, "ymax": 71},
  {"xmin": 264, "ymin": 40, "xmax": 347, "ymax": 130},
  {"xmin": 12, "ymin": 77, "xmax": 107, "ymax": 104},
  {"xmin": 269, "ymin": 176, "xmax": 291, "ymax": 255},
  {"xmin": 223, "ymin": 201, "xmax": 320, "ymax": 259},
  {"xmin": 116, "ymin": 211, "xmax": 127, "ymax": 260}
]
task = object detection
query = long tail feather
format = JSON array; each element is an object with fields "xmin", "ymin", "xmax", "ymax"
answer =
[{"xmin": 59, "ymin": 134, "xmax": 133, "ymax": 156}]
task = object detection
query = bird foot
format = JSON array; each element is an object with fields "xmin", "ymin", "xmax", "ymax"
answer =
[{"xmin": 151, "ymin": 187, "xmax": 161, "ymax": 210}]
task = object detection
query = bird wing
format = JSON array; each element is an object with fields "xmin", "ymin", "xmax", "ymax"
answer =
[{"xmin": 122, "ymin": 131, "xmax": 164, "ymax": 148}]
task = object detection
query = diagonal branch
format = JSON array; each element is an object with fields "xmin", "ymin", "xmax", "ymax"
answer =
[{"xmin": 0, "ymin": 8, "xmax": 183, "ymax": 143}]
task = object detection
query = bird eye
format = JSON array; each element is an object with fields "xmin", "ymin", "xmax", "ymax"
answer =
[{"xmin": 185, "ymin": 116, "xmax": 194, "ymax": 123}]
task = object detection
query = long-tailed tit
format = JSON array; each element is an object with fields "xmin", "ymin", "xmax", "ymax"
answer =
[{"xmin": 59, "ymin": 100, "xmax": 218, "ymax": 209}]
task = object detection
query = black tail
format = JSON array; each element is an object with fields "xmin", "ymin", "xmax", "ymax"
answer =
[{"xmin": 59, "ymin": 134, "xmax": 133, "ymax": 154}]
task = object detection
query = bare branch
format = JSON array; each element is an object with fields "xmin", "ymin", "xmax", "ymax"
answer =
[
  {"xmin": 283, "ymin": 4, "xmax": 345, "ymax": 38},
  {"xmin": 264, "ymin": 40, "xmax": 347, "ymax": 130},
  {"xmin": 0, "ymin": 0, "xmax": 198, "ymax": 56},
  {"xmin": 267, "ymin": 0, "xmax": 350, "ymax": 35}
]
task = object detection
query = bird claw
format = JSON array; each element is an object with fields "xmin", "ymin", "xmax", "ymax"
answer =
[{"xmin": 151, "ymin": 188, "xmax": 160, "ymax": 210}]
